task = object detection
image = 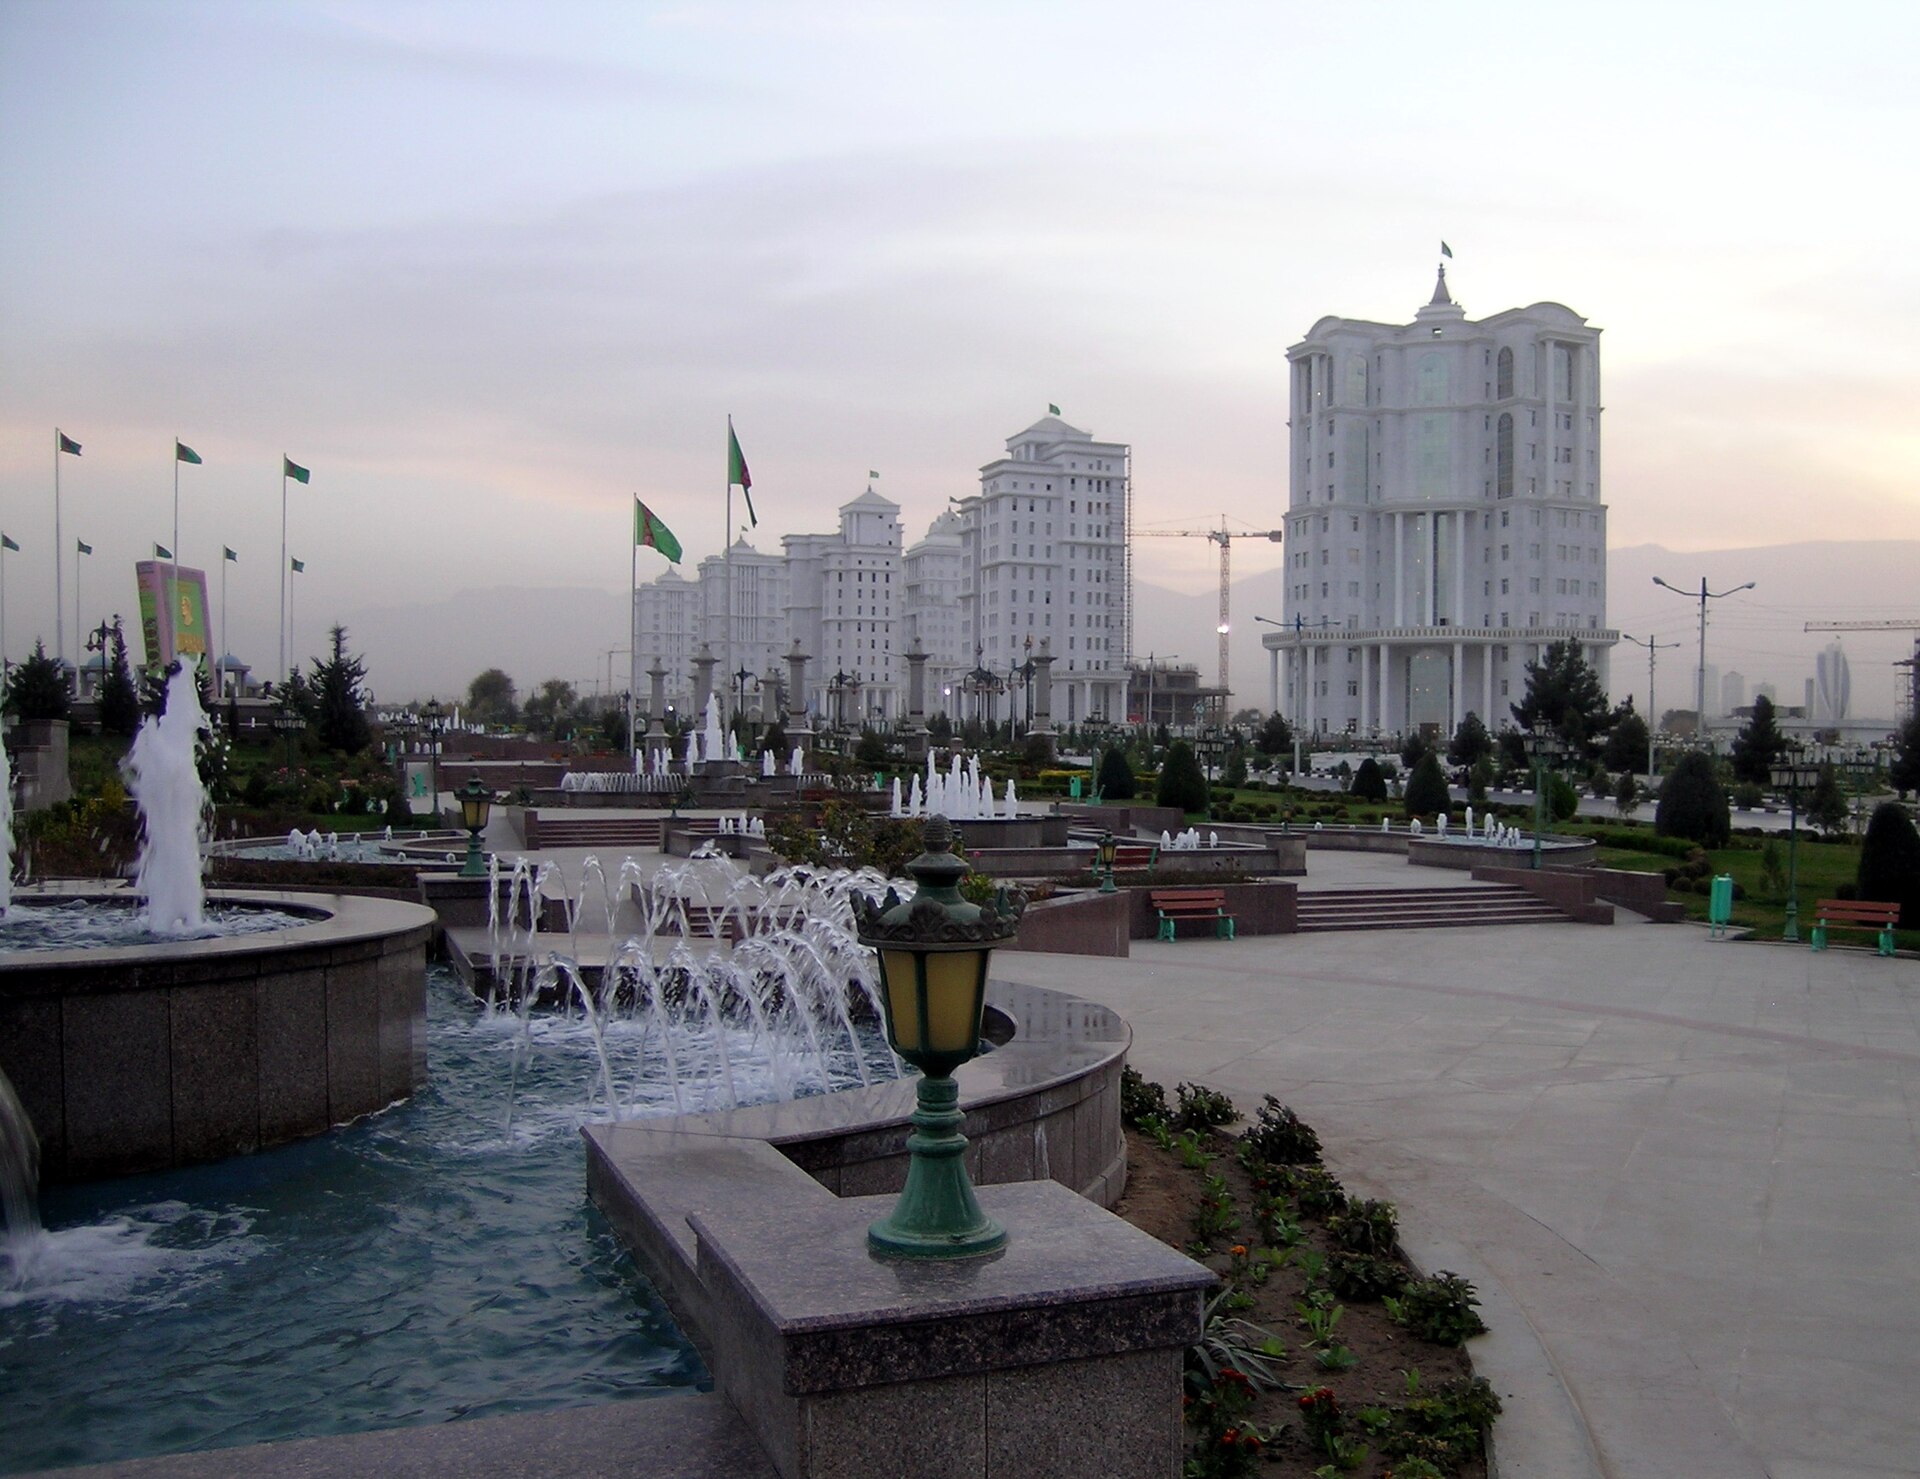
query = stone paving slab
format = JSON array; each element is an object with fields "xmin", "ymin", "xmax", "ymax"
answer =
[{"xmin": 988, "ymin": 899, "xmax": 1920, "ymax": 1479}]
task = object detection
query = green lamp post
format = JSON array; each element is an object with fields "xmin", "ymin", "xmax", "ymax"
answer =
[
  {"xmin": 1096, "ymin": 830, "xmax": 1118, "ymax": 893},
  {"xmin": 456, "ymin": 777, "xmax": 493, "ymax": 878},
  {"xmin": 855, "ymin": 815, "xmax": 1026, "ymax": 1260},
  {"xmin": 1771, "ymin": 741, "xmax": 1818, "ymax": 942},
  {"xmin": 1525, "ymin": 723, "xmax": 1561, "ymax": 871}
]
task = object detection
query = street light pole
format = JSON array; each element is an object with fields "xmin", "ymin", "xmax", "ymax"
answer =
[
  {"xmin": 1619, "ymin": 632, "xmax": 1681, "ymax": 779},
  {"xmin": 1652, "ymin": 576, "xmax": 1755, "ymax": 751}
]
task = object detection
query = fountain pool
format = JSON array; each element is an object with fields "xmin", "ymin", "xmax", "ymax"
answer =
[{"xmin": 0, "ymin": 966, "xmax": 740, "ymax": 1474}]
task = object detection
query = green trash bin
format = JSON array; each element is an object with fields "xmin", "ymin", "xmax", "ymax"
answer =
[
  {"xmin": 1070, "ymin": 777, "xmax": 1083, "ymax": 800},
  {"xmin": 1708, "ymin": 874, "xmax": 1734, "ymax": 937}
]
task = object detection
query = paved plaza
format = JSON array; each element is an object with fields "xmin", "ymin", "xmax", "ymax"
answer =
[{"xmin": 991, "ymin": 889, "xmax": 1920, "ymax": 1479}]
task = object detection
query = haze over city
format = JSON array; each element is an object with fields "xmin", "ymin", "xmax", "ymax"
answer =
[{"xmin": 3, "ymin": 0, "xmax": 1916, "ymax": 712}]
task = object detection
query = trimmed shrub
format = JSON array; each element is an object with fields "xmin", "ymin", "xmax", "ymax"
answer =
[
  {"xmin": 1857, "ymin": 802, "xmax": 1920, "ymax": 927},
  {"xmin": 1403, "ymin": 751, "xmax": 1450, "ymax": 817},
  {"xmin": 1097, "ymin": 744, "xmax": 1137, "ymax": 801},
  {"xmin": 1655, "ymin": 750, "xmax": 1730, "ymax": 847},
  {"xmin": 1350, "ymin": 756, "xmax": 1388, "ymax": 802},
  {"xmin": 1155, "ymin": 740, "xmax": 1209, "ymax": 814}
]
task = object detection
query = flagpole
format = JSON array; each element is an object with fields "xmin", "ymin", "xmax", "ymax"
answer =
[
  {"xmin": 279, "ymin": 467, "xmax": 288, "ymax": 685},
  {"xmin": 53, "ymin": 429, "xmax": 64, "ymax": 679},
  {"xmin": 172, "ymin": 437, "xmax": 180, "ymax": 583},
  {"xmin": 74, "ymin": 545, "xmax": 84, "ymax": 683},
  {"xmin": 220, "ymin": 550, "xmax": 228, "ymax": 699},
  {"xmin": 725, "ymin": 415, "xmax": 734, "ymax": 728},
  {"xmin": 629, "ymin": 504, "xmax": 639, "ymax": 771}
]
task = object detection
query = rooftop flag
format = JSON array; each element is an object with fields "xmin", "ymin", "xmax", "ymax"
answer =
[
  {"xmin": 284, "ymin": 457, "xmax": 309, "ymax": 484},
  {"xmin": 1, "ymin": 534, "xmax": 18, "ymax": 552},
  {"xmin": 1441, "ymin": 241, "xmax": 1454, "ymax": 258},
  {"xmin": 635, "ymin": 499, "xmax": 683, "ymax": 562},
  {"xmin": 290, "ymin": 557, "xmax": 305, "ymax": 573},
  {"xmin": 868, "ymin": 470, "xmax": 879, "ymax": 480},
  {"xmin": 175, "ymin": 440, "xmax": 202, "ymax": 465},
  {"xmin": 58, "ymin": 431, "xmax": 81, "ymax": 456},
  {"xmin": 224, "ymin": 546, "xmax": 238, "ymax": 562},
  {"xmin": 77, "ymin": 539, "xmax": 92, "ymax": 555},
  {"xmin": 1048, "ymin": 403, "xmax": 1061, "ymax": 415},
  {"xmin": 727, "ymin": 420, "xmax": 756, "ymax": 528}
]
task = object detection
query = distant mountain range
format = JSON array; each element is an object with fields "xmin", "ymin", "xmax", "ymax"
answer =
[{"xmin": 342, "ymin": 540, "xmax": 1919, "ymax": 721}]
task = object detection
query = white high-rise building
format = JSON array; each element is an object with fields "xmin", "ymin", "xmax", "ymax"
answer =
[
  {"xmin": 903, "ymin": 508, "xmax": 968, "ymax": 713},
  {"xmin": 632, "ymin": 566, "xmax": 698, "ymax": 715},
  {"xmin": 957, "ymin": 416, "xmax": 1129, "ymax": 726},
  {"xmin": 785, "ymin": 487, "xmax": 903, "ymax": 725},
  {"xmin": 1263, "ymin": 268, "xmax": 1617, "ymax": 737},
  {"xmin": 694, "ymin": 540, "xmax": 791, "ymax": 714},
  {"xmin": 1815, "ymin": 641, "xmax": 1851, "ymax": 724},
  {"xmin": 1721, "ymin": 669, "xmax": 1746, "ymax": 717}
]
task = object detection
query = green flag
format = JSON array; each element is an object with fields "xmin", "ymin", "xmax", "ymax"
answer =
[
  {"xmin": 58, "ymin": 431, "xmax": 82, "ymax": 456},
  {"xmin": 224, "ymin": 546, "xmax": 238, "ymax": 562},
  {"xmin": 1, "ymin": 533, "xmax": 18, "ymax": 552},
  {"xmin": 77, "ymin": 539, "xmax": 92, "ymax": 555},
  {"xmin": 1048, "ymin": 403, "xmax": 1061, "ymax": 416},
  {"xmin": 175, "ymin": 440, "xmax": 202, "ymax": 465},
  {"xmin": 153, "ymin": 542, "xmax": 172, "ymax": 559},
  {"xmin": 635, "ymin": 499, "xmax": 683, "ymax": 562},
  {"xmin": 290, "ymin": 557, "xmax": 305, "ymax": 573},
  {"xmin": 727, "ymin": 420, "xmax": 756, "ymax": 528},
  {"xmin": 284, "ymin": 456, "xmax": 310, "ymax": 484},
  {"xmin": 1441, "ymin": 240, "xmax": 1453, "ymax": 258}
]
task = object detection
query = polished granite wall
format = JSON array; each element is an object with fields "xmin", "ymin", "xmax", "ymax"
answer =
[{"xmin": 0, "ymin": 889, "xmax": 436, "ymax": 1180}]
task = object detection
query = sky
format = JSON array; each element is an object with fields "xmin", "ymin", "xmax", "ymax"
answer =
[{"xmin": 2, "ymin": 0, "xmax": 1916, "ymax": 708}]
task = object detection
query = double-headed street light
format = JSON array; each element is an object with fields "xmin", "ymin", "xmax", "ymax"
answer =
[
  {"xmin": 1770, "ymin": 740, "xmax": 1821, "ymax": 942},
  {"xmin": 1652, "ymin": 576, "xmax": 1755, "ymax": 750}
]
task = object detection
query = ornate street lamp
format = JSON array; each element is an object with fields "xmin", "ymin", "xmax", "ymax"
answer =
[
  {"xmin": 1096, "ymin": 830, "xmax": 1118, "ymax": 893},
  {"xmin": 854, "ymin": 816, "xmax": 1026, "ymax": 1259},
  {"xmin": 456, "ymin": 777, "xmax": 493, "ymax": 878},
  {"xmin": 1525, "ymin": 723, "xmax": 1562, "ymax": 871},
  {"xmin": 1771, "ymin": 741, "xmax": 1820, "ymax": 942}
]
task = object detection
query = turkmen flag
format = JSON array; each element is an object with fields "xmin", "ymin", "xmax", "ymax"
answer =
[
  {"xmin": 175, "ymin": 440, "xmax": 202, "ymax": 465},
  {"xmin": 290, "ymin": 557, "xmax": 305, "ymax": 573},
  {"xmin": 635, "ymin": 499, "xmax": 682, "ymax": 562},
  {"xmin": 77, "ymin": 539, "xmax": 93, "ymax": 555},
  {"xmin": 1, "ymin": 534, "xmax": 18, "ymax": 552},
  {"xmin": 1441, "ymin": 240, "xmax": 1454, "ymax": 258},
  {"xmin": 224, "ymin": 547, "xmax": 238, "ymax": 562},
  {"xmin": 868, "ymin": 470, "xmax": 879, "ymax": 481},
  {"xmin": 727, "ymin": 420, "xmax": 756, "ymax": 528},
  {"xmin": 284, "ymin": 457, "xmax": 310, "ymax": 484},
  {"xmin": 58, "ymin": 431, "xmax": 82, "ymax": 456},
  {"xmin": 154, "ymin": 542, "xmax": 172, "ymax": 559},
  {"xmin": 1048, "ymin": 403, "xmax": 1061, "ymax": 416}
]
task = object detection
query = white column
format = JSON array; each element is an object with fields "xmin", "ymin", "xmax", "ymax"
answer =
[
  {"xmin": 1423, "ymin": 514, "xmax": 1436, "ymax": 627},
  {"xmin": 1393, "ymin": 513, "xmax": 1405, "ymax": 627},
  {"xmin": 1451, "ymin": 641, "xmax": 1464, "ymax": 733},
  {"xmin": 1304, "ymin": 646, "xmax": 1316, "ymax": 734},
  {"xmin": 1360, "ymin": 643, "xmax": 1372, "ymax": 732},
  {"xmin": 1268, "ymin": 643, "xmax": 1280, "ymax": 713},
  {"xmin": 1482, "ymin": 643, "xmax": 1494, "ymax": 723},
  {"xmin": 1377, "ymin": 642, "xmax": 1390, "ymax": 734},
  {"xmin": 1454, "ymin": 511, "xmax": 1468, "ymax": 627}
]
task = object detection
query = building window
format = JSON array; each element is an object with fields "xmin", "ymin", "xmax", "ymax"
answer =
[
  {"xmin": 1496, "ymin": 347, "xmax": 1513, "ymax": 399},
  {"xmin": 1496, "ymin": 413, "xmax": 1513, "ymax": 499}
]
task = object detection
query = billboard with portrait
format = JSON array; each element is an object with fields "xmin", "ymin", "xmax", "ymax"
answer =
[{"xmin": 135, "ymin": 561, "xmax": 212, "ymax": 671}]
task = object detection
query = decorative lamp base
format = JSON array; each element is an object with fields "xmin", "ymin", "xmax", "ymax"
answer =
[
  {"xmin": 868, "ymin": 1074, "xmax": 1007, "ymax": 1260},
  {"xmin": 460, "ymin": 834, "xmax": 487, "ymax": 878}
]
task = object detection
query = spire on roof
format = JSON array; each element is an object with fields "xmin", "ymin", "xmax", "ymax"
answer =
[{"xmin": 1429, "ymin": 263, "xmax": 1453, "ymax": 306}]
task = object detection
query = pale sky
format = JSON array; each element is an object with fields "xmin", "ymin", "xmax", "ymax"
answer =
[{"xmin": 3, "ymin": 0, "xmax": 1916, "ymax": 702}]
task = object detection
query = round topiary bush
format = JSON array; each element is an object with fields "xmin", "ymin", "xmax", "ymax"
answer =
[
  {"xmin": 1857, "ymin": 802, "xmax": 1920, "ymax": 927},
  {"xmin": 1403, "ymin": 751, "xmax": 1450, "ymax": 817},
  {"xmin": 1155, "ymin": 740, "xmax": 1209, "ymax": 814},
  {"xmin": 1350, "ymin": 756, "xmax": 1388, "ymax": 802},
  {"xmin": 1655, "ymin": 750, "xmax": 1731, "ymax": 848},
  {"xmin": 1096, "ymin": 744, "xmax": 1136, "ymax": 801}
]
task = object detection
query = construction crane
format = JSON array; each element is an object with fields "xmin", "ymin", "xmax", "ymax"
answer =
[
  {"xmin": 1804, "ymin": 619, "xmax": 1920, "ymax": 721},
  {"xmin": 1136, "ymin": 519, "xmax": 1284, "ymax": 699}
]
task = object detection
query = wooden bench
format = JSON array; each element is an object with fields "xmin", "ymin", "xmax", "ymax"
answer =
[
  {"xmin": 1150, "ymin": 887, "xmax": 1237, "ymax": 942},
  {"xmin": 1112, "ymin": 843, "xmax": 1159, "ymax": 870},
  {"xmin": 1810, "ymin": 899, "xmax": 1901, "ymax": 957}
]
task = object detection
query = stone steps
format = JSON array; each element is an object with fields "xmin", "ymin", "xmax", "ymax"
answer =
[
  {"xmin": 1296, "ymin": 883, "xmax": 1569, "ymax": 932},
  {"xmin": 530, "ymin": 817, "xmax": 667, "ymax": 848}
]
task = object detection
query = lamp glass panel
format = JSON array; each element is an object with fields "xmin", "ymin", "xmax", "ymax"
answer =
[
  {"xmin": 922, "ymin": 950, "xmax": 985, "ymax": 1053},
  {"xmin": 880, "ymin": 950, "xmax": 926, "ymax": 1051}
]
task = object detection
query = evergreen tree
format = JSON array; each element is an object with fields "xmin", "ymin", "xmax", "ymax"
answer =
[
  {"xmin": 1097, "ymin": 744, "xmax": 1136, "ymax": 800},
  {"xmin": 1253, "ymin": 712, "xmax": 1294, "ymax": 757},
  {"xmin": 1613, "ymin": 769, "xmax": 1641, "ymax": 817},
  {"xmin": 761, "ymin": 720, "xmax": 788, "ymax": 756},
  {"xmin": 1400, "ymin": 732, "xmax": 1430, "ymax": 768},
  {"xmin": 523, "ymin": 678, "xmax": 577, "ymax": 739},
  {"xmin": 1349, "ymin": 755, "xmax": 1388, "ymax": 802},
  {"xmin": 99, "ymin": 620, "xmax": 141, "ymax": 738},
  {"xmin": 1729, "ymin": 694, "xmax": 1788, "ymax": 787},
  {"xmin": 310, "ymin": 625, "xmax": 372, "ymax": 754},
  {"xmin": 1446, "ymin": 712, "xmax": 1493, "ymax": 769},
  {"xmin": 1805, "ymin": 761, "xmax": 1850, "ymax": 838},
  {"xmin": 1403, "ymin": 750, "xmax": 1451, "ymax": 817},
  {"xmin": 1602, "ymin": 705, "xmax": 1651, "ymax": 775},
  {"xmin": 1223, "ymin": 744, "xmax": 1248, "ymax": 789},
  {"xmin": 1155, "ymin": 740, "xmax": 1208, "ymax": 814},
  {"xmin": 1857, "ymin": 802, "xmax": 1920, "ymax": 926},
  {"xmin": 1655, "ymin": 749, "xmax": 1730, "ymax": 847},
  {"xmin": 1511, "ymin": 640, "xmax": 1611, "ymax": 761},
  {"xmin": 2, "ymin": 641, "xmax": 69, "ymax": 722},
  {"xmin": 1889, "ymin": 714, "xmax": 1920, "ymax": 798},
  {"xmin": 466, "ymin": 667, "xmax": 518, "ymax": 726}
]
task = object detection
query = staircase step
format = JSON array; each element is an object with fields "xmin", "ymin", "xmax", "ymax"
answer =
[{"xmin": 1292, "ymin": 882, "xmax": 1570, "ymax": 932}]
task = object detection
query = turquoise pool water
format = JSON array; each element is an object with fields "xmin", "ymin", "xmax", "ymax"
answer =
[{"xmin": 0, "ymin": 968, "xmax": 706, "ymax": 1473}]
